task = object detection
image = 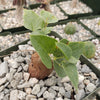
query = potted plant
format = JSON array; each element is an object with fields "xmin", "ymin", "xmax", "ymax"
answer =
[{"xmin": 24, "ymin": 9, "xmax": 96, "ymax": 91}]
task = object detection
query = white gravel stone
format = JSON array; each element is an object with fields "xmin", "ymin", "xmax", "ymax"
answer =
[
  {"xmin": 26, "ymin": 95, "xmax": 36, "ymax": 100},
  {"xmin": 29, "ymin": 78, "xmax": 39, "ymax": 87},
  {"xmin": 11, "ymin": 80, "xmax": 18, "ymax": 88},
  {"xmin": 14, "ymin": 72, "xmax": 23, "ymax": 82},
  {"xmin": 79, "ymin": 74, "xmax": 85, "ymax": 83},
  {"xmin": 38, "ymin": 98, "xmax": 44, "ymax": 100},
  {"xmin": 59, "ymin": 87, "xmax": 66, "ymax": 96},
  {"xmin": 0, "ymin": 77, "xmax": 7, "ymax": 85},
  {"xmin": 64, "ymin": 83, "xmax": 72, "ymax": 91},
  {"xmin": 0, "ymin": 93, "xmax": 4, "ymax": 100},
  {"xmin": 6, "ymin": 73, "xmax": 14, "ymax": 82},
  {"xmin": 8, "ymin": 59, "xmax": 19, "ymax": 68},
  {"xmin": 56, "ymin": 97, "xmax": 63, "ymax": 100},
  {"xmin": 17, "ymin": 82, "xmax": 31, "ymax": 89},
  {"xmin": 23, "ymin": 72, "xmax": 30, "ymax": 81},
  {"xmin": 32, "ymin": 84, "xmax": 40, "ymax": 95},
  {"xmin": 18, "ymin": 90, "xmax": 26, "ymax": 100},
  {"xmin": 45, "ymin": 77, "xmax": 56, "ymax": 86},
  {"xmin": 0, "ymin": 62, "xmax": 8, "ymax": 77},
  {"xmin": 51, "ymin": 86, "xmax": 59, "ymax": 91},
  {"xmin": 76, "ymin": 89, "xmax": 85, "ymax": 100},
  {"xmin": 61, "ymin": 76, "xmax": 70, "ymax": 83},
  {"xmin": 37, "ymin": 87, "xmax": 47, "ymax": 97},
  {"xmin": 90, "ymin": 72, "xmax": 97, "ymax": 80},
  {"xmin": 25, "ymin": 88, "xmax": 32, "ymax": 95},
  {"xmin": 86, "ymin": 83, "xmax": 96, "ymax": 92},
  {"xmin": 0, "ymin": 85, "xmax": 4, "ymax": 92},
  {"xmin": 43, "ymin": 91, "xmax": 55, "ymax": 99},
  {"xmin": 10, "ymin": 90, "xmax": 18, "ymax": 100}
]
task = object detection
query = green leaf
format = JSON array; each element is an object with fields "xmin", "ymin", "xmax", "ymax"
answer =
[
  {"xmin": 53, "ymin": 60, "xmax": 66, "ymax": 77},
  {"xmin": 63, "ymin": 63, "xmax": 78, "ymax": 90},
  {"xmin": 30, "ymin": 35, "xmax": 57, "ymax": 68},
  {"xmin": 68, "ymin": 56, "xmax": 78, "ymax": 64},
  {"xmin": 41, "ymin": 27, "xmax": 52, "ymax": 34},
  {"xmin": 24, "ymin": 9, "xmax": 45, "ymax": 31},
  {"xmin": 60, "ymin": 39, "xmax": 69, "ymax": 44},
  {"xmin": 69, "ymin": 42, "xmax": 84, "ymax": 59},
  {"xmin": 40, "ymin": 10, "xmax": 58, "ymax": 23},
  {"xmin": 56, "ymin": 42, "xmax": 72, "ymax": 60}
]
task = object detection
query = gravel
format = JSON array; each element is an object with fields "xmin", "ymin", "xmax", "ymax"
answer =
[
  {"xmin": 80, "ymin": 17, "xmax": 100, "ymax": 35},
  {"xmin": 59, "ymin": 1, "xmax": 92, "ymax": 15},
  {"xmin": 0, "ymin": 42, "xmax": 99, "ymax": 99},
  {"xmin": 53, "ymin": 22, "xmax": 94, "ymax": 42}
]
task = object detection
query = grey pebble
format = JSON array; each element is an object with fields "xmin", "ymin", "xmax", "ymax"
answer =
[
  {"xmin": 43, "ymin": 91, "xmax": 55, "ymax": 99},
  {"xmin": 32, "ymin": 84, "xmax": 40, "ymax": 95},
  {"xmin": 0, "ymin": 62, "xmax": 8, "ymax": 77},
  {"xmin": 37, "ymin": 87, "xmax": 47, "ymax": 97}
]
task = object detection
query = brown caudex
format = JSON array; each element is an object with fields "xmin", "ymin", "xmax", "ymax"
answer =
[{"xmin": 28, "ymin": 52, "xmax": 53, "ymax": 79}]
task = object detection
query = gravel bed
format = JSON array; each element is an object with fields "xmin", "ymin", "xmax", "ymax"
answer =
[
  {"xmin": 58, "ymin": 1, "xmax": 92, "ymax": 15},
  {"xmin": 89, "ymin": 39, "xmax": 100, "ymax": 70},
  {"xmin": 0, "ymin": 10, "xmax": 23, "ymax": 29},
  {"xmin": 0, "ymin": 33, "xmax": 30, "ymax": 51},
  {"xmin": 0, "ymin": 41, "xmax": 99, "ymax": 100},
  {"xmin": 53, "ymin": 22, "xmax": 94, "ymax": 41},
  {"xmin": 0, "ymin": 0, "xmax": 14, "ymax": 10},
  {"xmin": 80, "ymin": 17, "xmax": 100, "ymax": 35}
]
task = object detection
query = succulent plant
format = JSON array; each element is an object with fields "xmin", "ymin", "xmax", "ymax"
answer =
[
  {"xmin": 83, "ymin": 41, "xmax": 96, "ymax": 58},
  {"xmin": 64, "ymin": 23, "xmax": 76, "ymax": 35}
]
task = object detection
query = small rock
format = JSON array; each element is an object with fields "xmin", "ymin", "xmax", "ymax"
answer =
[
  {"xmin": 43, "ymin": 91, "xmax": 55, "ymax": 99},
  {"xmin": 32, "ymin": 84, "xmax": 40, "ymax": 95},
  {"xmin": 29, "ymin": 78, "xmax": 39, "ymax": 87},
  {"xmin": 18, "ymin": 90, "xmax": 26, "ymax": 100},
  {"xmin": 84, "ymin": 79, "xmax": 90, "ymax": 85},
  {"xmin": 6, "ymin": 72, "xmax": 13, "ymax": 82},
  {"xmin": 39, "ymin": 80, "xmax": 44, "ymax": 87},
  {"xmin": 79, "ymin": 82, "xmax": 85, "ymax": 89},
  {"xmin": 15, "ymin": 56, "xmax": 24, "ymax": 63},
  {"xmin": 61, "ymin": 76, "xmax": 70, "ymax": 83},
  {"xmin": 3, "ymin": 94, "xmax": 9, "ymax": 100},
  {"xmin": 51, "ymin": 86, "xmax": 59, "ymax": 91},
  {"xmin": 86, "ymin": 83, "xmax": 96, "ymax": 92},
  {"xmin": 23, "ymin": 64, "xmax": 29, "ymax": 71},
  {"xmin": 0, "ymin": 93, "xmax": 4, "ymax": 100},
  {"xmin": 79, "ymin": 74, "xmax": 85, "ymax": 83},
  {"xmin": 59, "ymin": 87, "xmax": 66, "ymax": 96},
  {"xmin": 38, "ymin": 98, "xmax": 44, "ymax": 100},
  {"xmin": 81, "ymin": 64, "xmax": 92, "ymax": 73},
  {"xmin": 8, "ymin": 59, "xmax": 19, "ymax": 68},
  {"xmin": 45, "ymin": 77, "xmax": 56, "ymax": 86},
  {"xmin": 11, "ymin": 80, "xmax": 18, "ymax": 88},
  {"xmin": 64, "ymin": 83, "xmax": 72, "ymax": 91},
  {"xmin": 10, "ymin": 90, "xmax": 18, "ymax": 100},
  {"xmin": 90, "ymin": 72, "xmax": 97, "ymax": 80},
  {"xmin": 17, "ymin": 66, "xmax": 22, "ymax": 72},
  {"xmin": 37, "ymin": 87, "xmax": 47, "ymax": 97},
  {"xmin": 0, "ymin": 86, "xmax": 4, "ymax": 92},
  {"xmin": 0, "ymin": 62, "xmax": 8, "ymax": 77},
  {"xmin": 56, "ymin": 97, "xmax": 63, "ymax": 100},
  {"xmin": 48, "ymin": 88, "xmax": 57, "ymax": 96},
  {"xmin": 0, "ymin": 77, "xmax": 7, "ymax": 85},
  {"xmin": 64, "ymin": 98, "xmax": 70, "ymax": 100},
  {"xmin": 17, "ymin": 82, "xmax": 31, "ymax": 89},
  {"xmin": 10, "ymin": 68, "xmax": 16, "ymax": 74},
  {"xmin": 23, "ymin": 72, "xmax": 30, "ymax": 81},
  {"xmin": 25, "ymin": 88, "xmax": 32, "ymax": 95},
  {"xmin": 14, "ymin": 72, "xmax": 23, "ymax": 82},
  {"xmin": 76, "ymin": 89, "xmax": 85, "ymax": 100},
  {"xmin": 26, "ymin": 95, "xmax": 36, "ymax": 100},
  {"xmin": 64, "ymin": 91, "xmax": 71, "ymax": 99}
]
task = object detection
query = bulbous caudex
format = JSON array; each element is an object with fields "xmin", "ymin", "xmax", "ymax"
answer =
[{"xmin": 28, "ymin": 52, "xmax": 53, "ymax": 79}]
